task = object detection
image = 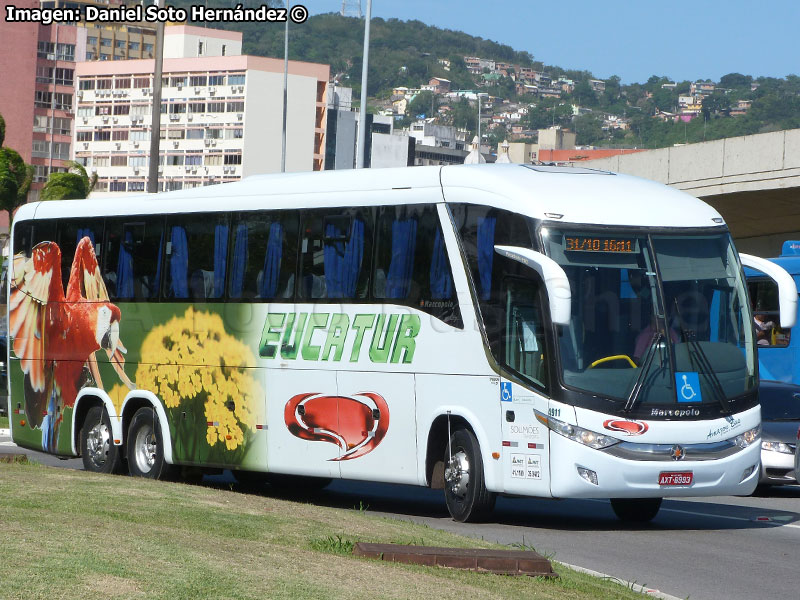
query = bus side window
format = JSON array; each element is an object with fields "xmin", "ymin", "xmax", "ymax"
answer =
[
  {"xmin": 12, "ymin": 221, "xmax": 33, "ymax": 258},
  {"xmin": 228, "ymin": 211, "xmax": 298, "ymax": 301},
  {"xmin": 104, "ymin": 216, "xmax": 165, "ymax": 300},
  {"xmin": 503, "ymin": 277, "xmax": 548, "ymax": 389},
  {"xmin": 298, "ymin": 208, "xmax": 373, "ymax": 301},
  {"xmin": 372, "ymin": 204, "xmax": 463, "ymax": 328},
  {"xmin": 452, "ymin": 203, "xmax": 546, "ymax": 390},
  {"xmin": 748, "ymin": 278, "xmax": 791, "ymax": 348},
  {"xmin": 163, "ymin": 213, "xmax": 229, "ymax": 301},
  {"xmin": 55, "ymin": 218, "xmax": 106, "ymax": 293}
]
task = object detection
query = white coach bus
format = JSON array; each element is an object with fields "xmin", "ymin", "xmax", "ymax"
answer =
[{"xmin": 7, "ymin": 164, "xmax": 795, "ymax": 522}]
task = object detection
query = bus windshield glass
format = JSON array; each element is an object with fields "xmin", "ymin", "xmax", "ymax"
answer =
[{"xmin": 543, "ymin": 229, "xmax": 755, "ymax": 409}]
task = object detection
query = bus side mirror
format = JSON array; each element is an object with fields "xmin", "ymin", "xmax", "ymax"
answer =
[
  {"xmin": 494, "ymin": 245, "xmax": 571, "ymax": 326},
  {"xmin": 740, "ymin": 253, "xmax": 797, "ymax": 328}
]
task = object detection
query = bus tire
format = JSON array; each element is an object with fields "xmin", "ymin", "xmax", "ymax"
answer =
[
  {"xmin": 81, "ymin": 405, "xmax": 123, "ymax": 474},
  {"xmin": 127, "ymin": 407, "xmax": 173, "ymax": 480},
  {"xmin": 443, "ymin": 428, "xmax": 495, "ymax": 522},
  {"xmin": 610, "ymin": 497, "xmax": 662, "ymax": 522}
]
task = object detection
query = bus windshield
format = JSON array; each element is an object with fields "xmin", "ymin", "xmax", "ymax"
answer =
[{"xmin": 543, "ymin": 229, "xmax": 755, "ymax": 410}]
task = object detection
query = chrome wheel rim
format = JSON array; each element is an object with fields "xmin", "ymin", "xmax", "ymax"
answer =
[
  {"xmin": 133, "ymin": 423, "xmax": 157, "ymax": 474},
  {"xmin": 86, "ymin": 421, "xmax": 111, "ymax": 469},
  {"xmin": 444, "ymin": 449, "xmax": 470, "ymax": 499}
]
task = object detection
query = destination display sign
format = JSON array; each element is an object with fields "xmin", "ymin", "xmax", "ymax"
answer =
[{"xmin": 564, "ymin": 235, "xmax": 637, "ymax": 253}]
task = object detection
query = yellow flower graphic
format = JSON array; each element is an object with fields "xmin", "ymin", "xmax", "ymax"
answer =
[
  {"xmin": 135, "ymin": 307, "xmax": 263, "ymax": 452},
  {"xmin": 108, "ymin": 384, "xmax": 128, "ymax": 416}
]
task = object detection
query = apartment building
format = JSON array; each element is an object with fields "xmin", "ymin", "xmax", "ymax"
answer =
[
  {"xmin": 0, "ymin": 0, "xmax": 160, "ymax": 222},
  {"xmin": 407, "ymin": 120, "xmax": 468, "ymax": 150},
  {"xmin": 73, "ymin": 27, "xmax": 329, "ymax": 195},
  {"xmin": 0, "ymin": 0, "xmax": 82, "ymax": 206}
]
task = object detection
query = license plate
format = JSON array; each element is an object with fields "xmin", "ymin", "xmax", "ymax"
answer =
[{"xmin": 658, "ymin": 471, "xmax": 693, "ymax": 486}]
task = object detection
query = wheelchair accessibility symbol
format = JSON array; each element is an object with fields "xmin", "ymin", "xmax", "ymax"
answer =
[
  {"xmin": 675, "ymin": 372, "xmax": 702, "ymax": 403},
  {"xmin": 501, "ymin": 382, "xmax": 513, "ymax": 402}
]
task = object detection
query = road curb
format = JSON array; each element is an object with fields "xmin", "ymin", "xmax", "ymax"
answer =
[{"xmin": 559, "ymin": 562, "xmax": 684, "ymax": 600}]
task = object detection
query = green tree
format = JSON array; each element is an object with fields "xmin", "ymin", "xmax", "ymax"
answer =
[
  {"xmin": 702, "ymin": 93, "xmax": 731, "ymax": 117},
  {"xmin": 407, "ymin": 91, "xmax": 436, "ymax": 119},
  {"xmin": 571, "ymin": 78, "xmax": 596, "ymax": 107},
  {"xmin": 573, "ymin": 112, "xmax": 605, "ymax": 146},
  {"xmin": 40, "ymin": 161, "xmax": 97, "ymax": 201},
  {"xmin": 0, "ymin": 112, "xmax": 34, "ymax": 226},
  {"xmin": 719, "ymin": 73, "xmax": 752, "ymax": 90},
  {"xmin": 451, "ymin": 97, "xmax": 477, "ymax": 135}
]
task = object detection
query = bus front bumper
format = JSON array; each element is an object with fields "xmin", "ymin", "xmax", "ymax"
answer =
[{"xmin": 548, "ymin": 433, "xmax": 761, "ymax": 498}]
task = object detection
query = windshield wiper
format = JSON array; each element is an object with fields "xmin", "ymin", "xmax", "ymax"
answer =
[
  {"xmin": 672, "ymin": 298, "xmax": 731, "ymax": 414},
  {"xmin": 624, "ymin": 331, "xmax": 662, "ymax": 412}
]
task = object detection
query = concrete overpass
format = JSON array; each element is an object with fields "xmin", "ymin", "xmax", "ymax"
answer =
[{"xmin": 582, "ymin": 129, "xmax": 800, "ymax": 256}]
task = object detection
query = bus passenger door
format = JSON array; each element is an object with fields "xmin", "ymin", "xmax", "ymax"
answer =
[
  {"xmin": 336, "ymin": 371, "xmax": 417, "ymax": 485},
  {"xmin": 266, "ymin": 369, "xmax": 341, "ymax": 478}
]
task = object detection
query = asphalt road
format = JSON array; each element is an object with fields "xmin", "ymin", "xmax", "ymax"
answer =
[{"xmin": 3, "ymin": 432, "xmax": 798, "ymax": 600}]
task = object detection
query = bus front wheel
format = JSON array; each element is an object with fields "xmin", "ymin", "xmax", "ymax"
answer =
[
  {"xmin": 443, "ymin": 429, "xmax": 495, "ymax": 522},
  {"xmin": 610, "ymin": 497, "xmax": 662, "ymax": 522},
  {"xmin": 127, "ymin": 407, "xmax": 173, "ymax": 480},
  {"xmin": 81, "ymin": 405, "xmax": 123, "ymax": 474}
]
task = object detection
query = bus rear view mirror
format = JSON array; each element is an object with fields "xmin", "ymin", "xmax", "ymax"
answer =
[
  {"xmin": 494, "ymin": 245, "xmax": 572, "ymax": 326},
  {"xmin": 740, "ymin": 253, "xmax": 797, "ymax": 328}
]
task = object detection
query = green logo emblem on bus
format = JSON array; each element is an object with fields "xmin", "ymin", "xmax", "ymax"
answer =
[{"xmin": 258, "ymin": 312, "xmax": 420, "ymax": 364}]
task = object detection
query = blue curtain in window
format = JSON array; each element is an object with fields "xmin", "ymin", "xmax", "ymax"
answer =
[
  {"xmin": 76, "ymin": 228, "xmax": 95, "ymax": 247},
  {"xmin": 230, "ymin": 223, "xmax": 248, "ymax": 298},
  {"xmin": 385, "ymin": 218, "xmax": 417, "ymax": 299},
  {"xmin": 116, "ymin": 230, "xmax": 134, "ymax": 298},
  {"xmin": 169, "ymin": 226, "xmax": 189, "ymax": 298},
  {"xmin": 342, "ymin": 219, "xmax": 364, "ymax": 298},
  {"xmin": 152, "ymin": 232, "xmax": 163, "ymax": 299},
  {"xmin": 323, "ymin": 222, "xmax": 343, "ymax": 297},
  {"xmin": 477, "ymin": 217, "xmax": 496, "ymax": 301},
  {"xmin": 213, "ymin": 223, "xmax": 228, "ymax": 298},
  {"xmin": 430, "ymin": 229, "xmax": 452, "ymax": 299},
  {"xmin": 324, "ymin": 219, "xmax": 364, "ymax": 299},
  {"xmin": 260, "ymin": 222, "xmax": 283, "ymax": 298}
]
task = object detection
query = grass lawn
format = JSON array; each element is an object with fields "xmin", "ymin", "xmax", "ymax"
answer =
[
  {"xmin": 0, "ymin": 414, "xmax": 8, "ymax": 429},
  {"xmin": 0, "ymin": 462, "xmax": 648, "ymax": 600}
]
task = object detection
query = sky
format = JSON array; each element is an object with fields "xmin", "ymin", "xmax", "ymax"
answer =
[{"xmin": 307, "ymin": 0, "xmax": 800, "ymax": 85}]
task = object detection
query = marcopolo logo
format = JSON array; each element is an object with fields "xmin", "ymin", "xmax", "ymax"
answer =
[{"xmin": 259, "ymin": 312, "xmax": 420, "ymax": 364}]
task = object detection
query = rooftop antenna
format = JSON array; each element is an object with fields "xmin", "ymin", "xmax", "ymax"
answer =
[{"xmin": 341, "ymin": 0, "xmax": 362, "ymax": 17}]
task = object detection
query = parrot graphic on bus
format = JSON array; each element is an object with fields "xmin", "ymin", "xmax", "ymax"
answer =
[{"xmin": 9, "ymin": 237, "xmax": 135, "ymax": 452}]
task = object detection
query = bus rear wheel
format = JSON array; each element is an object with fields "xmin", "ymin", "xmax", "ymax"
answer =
[
  {"xmin": 127, "ymin": 407, "xmax": 173, "ymax": 480},
  {"xmin": 81, "ymin": 405, "xmax": 123, "ymax": 474},
  {"xmin": 610, "ymin": 497, "xmax": 662, "ymax": 522},
  {"xmin": 443, "ymin": 429, "xmax": 495, "ymax": 522}
]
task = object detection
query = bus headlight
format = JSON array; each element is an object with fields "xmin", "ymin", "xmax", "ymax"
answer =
[
  {"xmin": 731, "ymin": 425, "xmax": 761, "ymax": 449},
  {"xmin": 536, "ymin": 412, "xmax": 620, "ymax": 449}
]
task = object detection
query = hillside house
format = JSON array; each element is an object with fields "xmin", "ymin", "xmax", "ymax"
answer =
[
  {"xmin": 589, "ymin": 79, "xmax": 606, "ymax": 93},
  {"xmin": 428, "ymin": 77, "xmax": 451, "ymax": 93}
]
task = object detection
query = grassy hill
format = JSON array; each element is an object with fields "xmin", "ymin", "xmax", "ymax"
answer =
[{"xmin": 166, "ymin": 4, "xmax": 800, "ymax": 148}]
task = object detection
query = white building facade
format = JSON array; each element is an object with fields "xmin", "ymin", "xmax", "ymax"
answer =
[{"xmin": 73, "ymin": 26, "xmax": 329, "ymax": 194}]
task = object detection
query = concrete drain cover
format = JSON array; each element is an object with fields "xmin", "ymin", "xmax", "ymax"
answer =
[{"xmin": 353, "ymin": 542, "xmax": 557, "ymax": 577}]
